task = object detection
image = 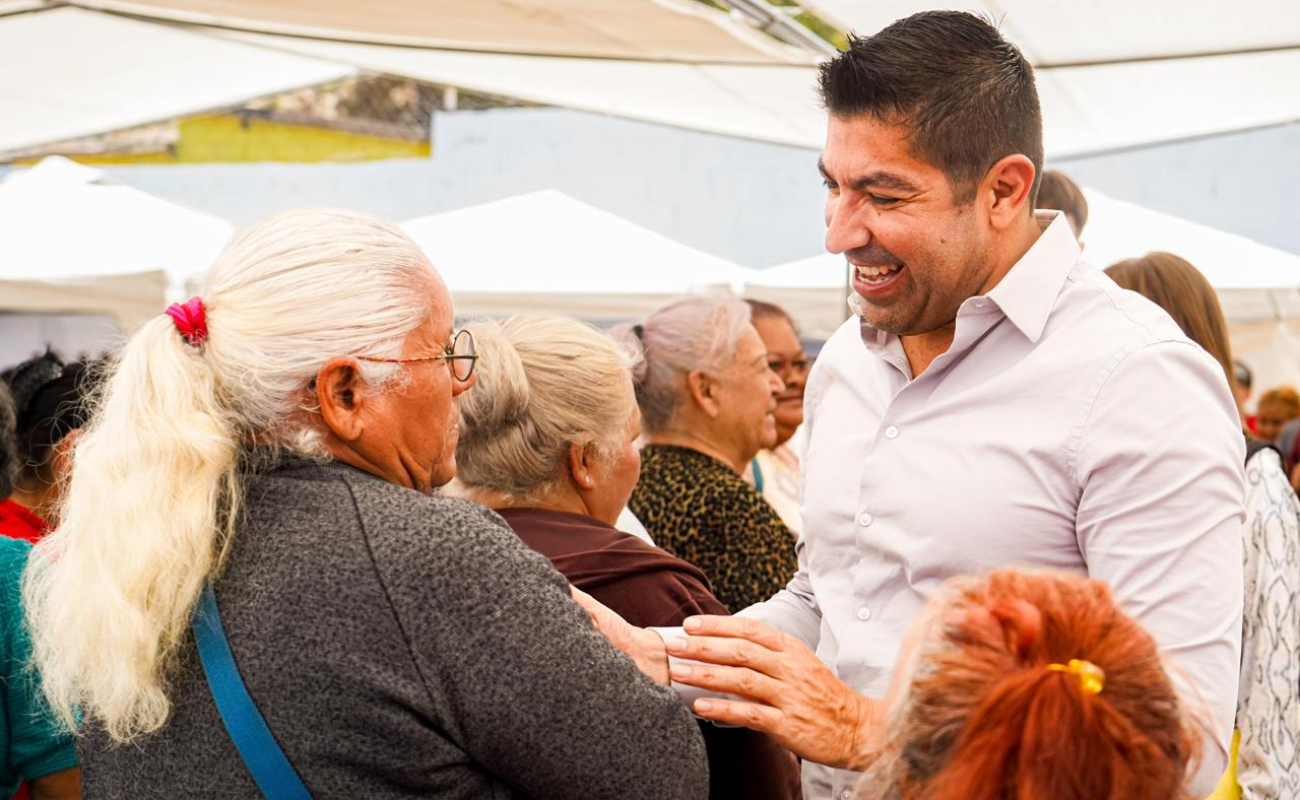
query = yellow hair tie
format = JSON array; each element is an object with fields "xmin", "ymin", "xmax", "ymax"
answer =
[{"xmin": 1047, "ymin": 659, "xmax": 1105, "ymax": 695}]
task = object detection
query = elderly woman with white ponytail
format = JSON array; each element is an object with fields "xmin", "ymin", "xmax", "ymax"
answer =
[{"xmin": 22, "ymin": 209, "xmax": 707, "ymax": 799}]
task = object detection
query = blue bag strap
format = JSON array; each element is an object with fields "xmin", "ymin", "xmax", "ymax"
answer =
[
  {"xmin": 750, "ymin": 458, "xmax": 765, "ymax": 494},
  {"xmin": 192, "ymin": 582, "xmax": 314, "ymax": 800}
]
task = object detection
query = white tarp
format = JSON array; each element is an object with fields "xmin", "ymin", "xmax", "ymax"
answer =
[
  {"xmin": 64, "ymin": 0, "xmax": 812, "ymax": 64},
  {"xmin": 400, "ymin": 190, "xmax": 746, "ymax": 320},
  {"xmin": 0, "ymin": 6, "xmax": 356, "ymax": 156},
  {"xmin": 0, "ymin": 156, "xmax": 234, "ymax": 328},
  {"xmin": 206, "ymin": 29, "xmax": 829, "ymax": 148},
  {"xmin": 793, "ymin": 0, "xmax": 1300, "ymax": 66},
  {"xmin": 206, "ymin": 26, "xmax": 1300, "ymax": 158},
  {"xmin": 5, "ymin": 7, "xmax": 1295, "ymax": 159}
]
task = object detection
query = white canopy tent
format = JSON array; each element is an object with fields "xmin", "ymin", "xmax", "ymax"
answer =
[
  {"xmin": 207, "ymin": 30, "xmax": 828, "ymax": 148},
  {"xmin": 400, "ymin": 190, "xmax": 746, "ymax": 321},
  {"xmin": 794, "ymin": 0, "xmax": 1300, "ymax": 66},
  {"xmin": 750, "ymin": 192, "xmax": 1300, "ymax": 390},
  {"xmin": 0, "ymin": 6, "xmax": 356, "ymax": 157},
  {"xmin": 0, "ymin": 156, "xmax": 234, "ymax": 331},
  {"xmin": 4, "ymin": 4, "xmax": 1297, "ymax": 160},
  {"xmin": 203, "ymin": 25, "xmax": 1300, "ymax": 158}
]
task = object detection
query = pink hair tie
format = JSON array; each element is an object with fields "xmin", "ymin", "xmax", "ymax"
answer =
[{"xmin": 165, "ymin": 297, "xmax": 209, "ymax": 348}]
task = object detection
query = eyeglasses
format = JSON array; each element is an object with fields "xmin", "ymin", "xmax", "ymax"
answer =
[{"xmin": 356, "ymin": 329, "xmax": 478, "ymax": 382}]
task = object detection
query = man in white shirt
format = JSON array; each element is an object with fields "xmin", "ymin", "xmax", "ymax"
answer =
[{"xmin": 583, "ymin": 11, "xmax": 1244, "ymax": 799}]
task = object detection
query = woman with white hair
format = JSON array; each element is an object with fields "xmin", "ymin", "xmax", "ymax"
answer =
[
  {"xmin": 620, "ymin": 297, "xmax": 796, "ymax": 613},
  {"xmin": 22, "ymin": 209, "xmax": 708, "ymax": 799},
  {"xmin": 450, "ymin": 313, "xmax": 802, "ymax": 800}
]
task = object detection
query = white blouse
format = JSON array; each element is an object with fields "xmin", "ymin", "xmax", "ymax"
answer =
[{"xmin": 1237, "ymin": 447, "xmax": 1300, "ymax": 798}]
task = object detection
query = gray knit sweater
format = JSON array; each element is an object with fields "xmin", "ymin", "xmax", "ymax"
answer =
[{"xmin": 79, "ymin": 457, "xmax": 708, "ymax": 799}]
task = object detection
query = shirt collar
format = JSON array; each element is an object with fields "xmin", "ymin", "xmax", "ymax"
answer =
[
  {"xmin": 847, "ymin": 210, "xmax": 1081, "ymax": 346},
  {"xmin": 983, "ymin": 210, "xmax": 1081, "ymax": 343}
]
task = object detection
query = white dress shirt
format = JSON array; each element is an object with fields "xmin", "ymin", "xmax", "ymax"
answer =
[{"xmin": 734, "ymin": 212, "xmax": 1245, "ymax": 800}]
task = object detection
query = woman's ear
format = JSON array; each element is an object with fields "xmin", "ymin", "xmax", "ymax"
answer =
[
  {"xmin": 317, "ymin": 357, "xmax": 368, "ymax": 442},
  {"xmin": 685, "ymin": 370, "xmax": 721, "ymax": 419},
  {"xmin": 568, "ymin": 441, "xmax": 595, "ymax": 491}
]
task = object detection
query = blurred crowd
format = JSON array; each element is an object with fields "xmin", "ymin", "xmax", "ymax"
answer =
[{"xmin": 0, "ymin": 9, "xmax": 1296, "ymax": 800}]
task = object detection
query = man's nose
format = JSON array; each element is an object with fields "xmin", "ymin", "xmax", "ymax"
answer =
[{"xmin": 825, "ymin": 198, "xmax": 871, "ymax": 256}]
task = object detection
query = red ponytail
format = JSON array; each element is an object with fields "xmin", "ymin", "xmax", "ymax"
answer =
[{"xmin": 882, "ymin": 571, "xmax": 1195, "ymax": 800}]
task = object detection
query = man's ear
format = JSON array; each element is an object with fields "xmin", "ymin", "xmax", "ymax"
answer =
[
  {"xmin": 982, "ymin": 154, "xmax": 1036, "ymax": 230},
  {"xmin": 685, "ymin": 370, "xmax": 721, "ymax": 419},
  {"xmin": 316, "ymin": 357, "xmax": 368, "ymax": 442}
]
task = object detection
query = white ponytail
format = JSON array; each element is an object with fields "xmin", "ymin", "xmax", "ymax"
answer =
[{"xmin": 24, "ymin": 208, "xmax": 435, "ymax": 743}]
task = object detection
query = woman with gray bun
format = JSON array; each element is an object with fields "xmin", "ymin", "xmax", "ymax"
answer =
[
  {"xmin": 450, "ymin": 313, "xmax": 801, "ymax": 800},
  {"xmin": 616, "ymin": 297, "xmax": 796, "ymax": 613},
  {"xmin": 22, "ymin": 209, "xmax": 707, "ymax": 799}
]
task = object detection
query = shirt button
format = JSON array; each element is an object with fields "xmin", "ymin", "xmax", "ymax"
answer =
[
  {"xmin": 884, "ymin": 425, "xmax": 899, "ymax": 440},
  {"xmin": 841, "ymin": 790, "xmax": 854, "ymax": 800},
  {"xmin": 857, "ymin": 606, "xmax": 871, "ymax": 621},
  {"xmin": 858, "ymin": 512, "xmax": 873, "ymax": 527}
]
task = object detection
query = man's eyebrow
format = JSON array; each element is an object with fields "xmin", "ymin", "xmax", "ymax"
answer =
[{"xmin": 817, "ymin": 158, "xmax": 919, "ymax": 194}]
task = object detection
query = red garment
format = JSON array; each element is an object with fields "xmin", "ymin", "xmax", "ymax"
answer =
[
  {"xmin": 0, "ymin": 500, "xmax": 47, "ymax": 545},
  {"xmin": 0, "ymin": 503, "xmax": 43, "ymax": 800}
]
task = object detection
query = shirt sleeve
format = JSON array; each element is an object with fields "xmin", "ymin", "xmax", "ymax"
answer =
[
  {"xmin": 1236, "ymin": 449, "xmax": 1300, "ymax": 798},
  {"xmin": 374, "ymin": 501, "xmax": 709, "ymax": 800},
  {"xmin": 1073, "ymin": 340, "xmax": 1244, "ymax": 796},
  {"xmin": 0, "ymin": 541, "xmax": 78, "ymax": 784}
]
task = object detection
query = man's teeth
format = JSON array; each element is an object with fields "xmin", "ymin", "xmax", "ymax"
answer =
[{"xmin": 857, "ymin": 264, "xmax": 902, "ymax": 279}]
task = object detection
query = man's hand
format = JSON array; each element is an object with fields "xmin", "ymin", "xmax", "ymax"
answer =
[
  {"xmin": 664, "ymin": 614, "xmax": 877, "ymax": 770},
  {"xmin": 570, "ymin": 586, "xmax": 670, "ymax": 684}
]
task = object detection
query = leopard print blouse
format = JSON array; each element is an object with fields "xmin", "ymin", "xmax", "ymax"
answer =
[{"xmin": 630, "ymin": 445, "xmax": 798, "ymax": 613}]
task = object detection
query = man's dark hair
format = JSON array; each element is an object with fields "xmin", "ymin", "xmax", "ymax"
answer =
[
  {"xmin": 818, "ymin": 11, "xmax": 1043, "ymax": 204},
  {"xmin": 1036, "ymin": 170, "xmax": 1089, "ymax": 233}
]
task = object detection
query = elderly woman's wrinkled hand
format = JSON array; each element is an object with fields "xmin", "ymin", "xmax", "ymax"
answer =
[
  {"xmin": 569, "ymin": 586, "xmax": 670, "ymax": 685},
  {"xmin": 663, "ymin": 614, "xmax": 877, "ymax": 770}
]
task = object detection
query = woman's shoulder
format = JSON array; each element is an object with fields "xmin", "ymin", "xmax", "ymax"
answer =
[
  {"xmin": 638, "ymin": 445, "xmax": 750, "ymax": 501},
  {"xmin": 345, "ymin": 472, "xmax": 509, "ymax": 537}
]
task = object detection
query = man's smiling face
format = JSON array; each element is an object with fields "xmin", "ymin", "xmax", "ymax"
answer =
[{"xmin": 821, "ymin": 113, "xmax": 995, "ymax": 336}]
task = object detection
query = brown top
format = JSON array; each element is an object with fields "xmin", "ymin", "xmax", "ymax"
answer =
[
  {"xmin": 498, "ymin": 507, "xmax": 726, "ymax": 625},
  {"xmin": 498, "ymin": 507, "xmax": 802, "ymax": 800},
  {"xmin": 630, "ymin": 445, "xmax": 799, "ymax": 613}
]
